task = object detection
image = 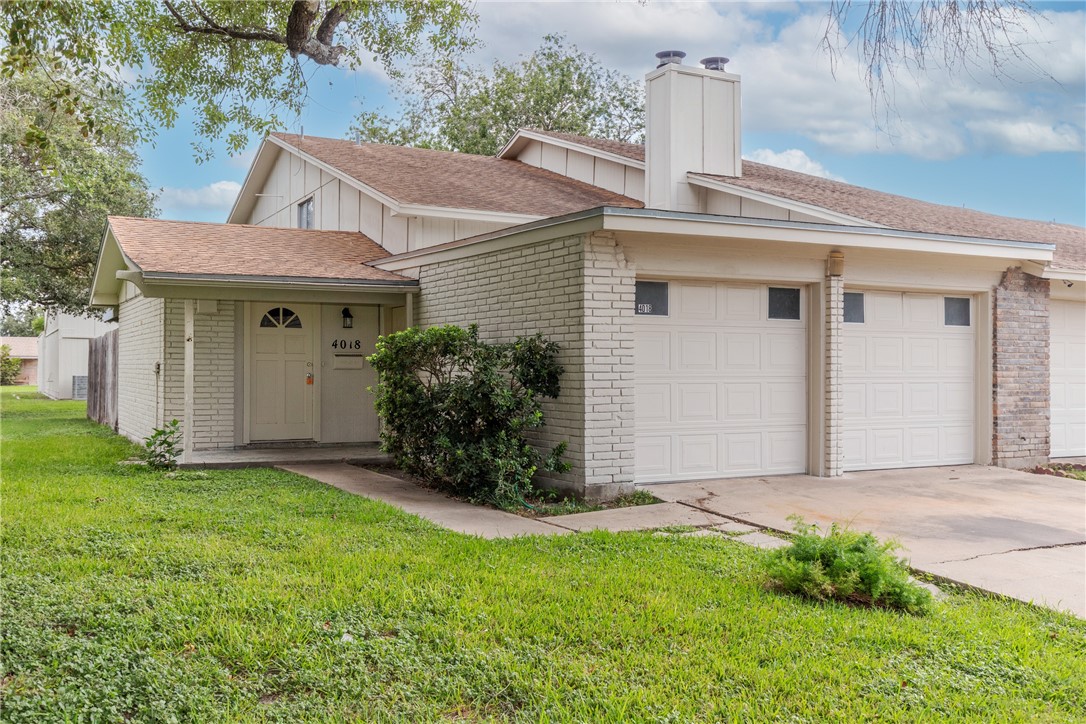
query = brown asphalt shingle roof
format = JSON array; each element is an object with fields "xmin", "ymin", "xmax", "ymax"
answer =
[
  {"xmin": 527, "ymin": 129, "xmax": 1085, "ymax": 270},
  {"xmin": 0, "ymin": 337, "xmax": 38, "ymax": 358},
  {"xmin": 107, "ymin": 216, "xmax": 411, "ymax": 283},
  {"xmin": 270, "ymin": 133, "xmax": 643, "ymax": 217}
]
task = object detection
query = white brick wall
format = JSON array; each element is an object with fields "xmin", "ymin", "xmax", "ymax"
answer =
[
  {"xmin": 162, "ymin": 300, "xmax": 237, "ymax": 450},
  {"xmin": 117, "ymin": 289, "xmax": 164, "ymax": 443},
  {"xmin": 581, "ymin": 233, "xmax": 636, "ymax": 499},
  {"xmin": 824, "ymin": 274, "xmax": 844, "ymax": 476},
  {"xmin": 415, "ymin": 233, "xmax": 636, "ymax": 500}
]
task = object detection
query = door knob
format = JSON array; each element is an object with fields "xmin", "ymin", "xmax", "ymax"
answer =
[{"xmin": 306, "ymin": 372, "xmax": 314, "ymax": 385}]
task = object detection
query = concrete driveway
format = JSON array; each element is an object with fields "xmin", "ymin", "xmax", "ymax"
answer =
[{"xmin": 646, "ymin": 465, "xmax": 1086, "ymax": 617}]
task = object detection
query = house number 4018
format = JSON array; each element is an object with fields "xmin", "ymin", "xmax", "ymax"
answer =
[{"xmin": 331, "ymin": 339, "xmax": 362, "ymax": 350}]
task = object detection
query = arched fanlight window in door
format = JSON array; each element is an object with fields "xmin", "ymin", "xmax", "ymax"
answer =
[{"xmin": 259, "ymin": 307, "xmax": 303, "ymax": 329}]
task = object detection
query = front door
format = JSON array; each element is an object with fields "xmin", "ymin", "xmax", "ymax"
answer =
[{"xmin": 250, "ymin": 304, "xmax": 315, "ymax": 441}]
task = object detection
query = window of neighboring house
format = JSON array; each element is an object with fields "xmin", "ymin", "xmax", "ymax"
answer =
[{"xmin": 297, "ymin": 197, "xmax": 314, "ymax": 229}]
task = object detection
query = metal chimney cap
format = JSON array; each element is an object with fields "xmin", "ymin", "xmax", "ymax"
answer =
[
  {"xmin": 655, "ymin": 50, "xmax": 687, "ymax": 67},
  {"xmin": 701, "ymin": 56, "xmax": 730, "ymax": 71}
]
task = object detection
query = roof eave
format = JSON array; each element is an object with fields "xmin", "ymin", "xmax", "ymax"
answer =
[
  {"xmin": 376, "ymin": 206, "xmax": 1056, "ymax": 271},
  {"xmin": 226, "ymin": 138, "xmax": 281, "ymax": 224},
  {"xmin": 89, "ymin": 222, "xmax": 142, "ymax": 307}
]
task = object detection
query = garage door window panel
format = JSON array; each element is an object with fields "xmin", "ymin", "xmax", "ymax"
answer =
[
  {"xmin": 944, "ymin": 297, "xmax": 971, "ymax": 326},
  {"xmin": 844, "ymin": 292, "xmax": 865, "ymax": 323},
  {"xmin": 768, "ymin": 287, "xmax": 802, "ymax": 320}
]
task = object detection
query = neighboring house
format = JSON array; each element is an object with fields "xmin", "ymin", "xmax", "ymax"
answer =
[
  {"xmin": 38, "ymin": 311, "xmax": 116, "ymax": 400},
  {"xmin": 90, "ymin": 55, "xmax": 1085, "ymax": 500},
  {"xmin": 0, "ymin": 337, "xmax": 39, "ymax": 385}
]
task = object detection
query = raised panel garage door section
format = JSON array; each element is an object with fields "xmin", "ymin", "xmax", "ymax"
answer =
[
  {"xmin": 634, "ymin": 281, "xmax": 807, "ymax": 483},
  {"xmin": 842, "ymin": 291, "xmax": 975, "ymax": 470},
  {"xmin": 1051, "ymin": 299, "xmax": 1086, "ymax": 458}
]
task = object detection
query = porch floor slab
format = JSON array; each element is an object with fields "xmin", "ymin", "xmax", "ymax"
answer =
[{"xmin": 183, "ymin": 444, "xmax": 390, "ymax": 469}]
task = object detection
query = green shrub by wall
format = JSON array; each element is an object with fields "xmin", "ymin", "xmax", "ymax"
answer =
[{"xmin": 367, "ymin": 325, "xmax": 569, "ymax": 508}]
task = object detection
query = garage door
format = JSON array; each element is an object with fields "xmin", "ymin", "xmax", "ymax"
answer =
[
  {"xmin": 842, "ymin": 290, "xmax": 975, "ymax": 470},
  {"xmin": 1051, "ymin": 299, "xmax": 1086, "ymax": 458},
  {"xmin": 634, "ymin": 281, "xmax": 807, "ymax": 483}
]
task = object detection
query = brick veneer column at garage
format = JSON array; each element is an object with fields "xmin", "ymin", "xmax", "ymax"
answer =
[
  {"xmin": 581, "ymin": 232, "xmax": 636, "ymax": 501},
  {"xmin": 992, "ymin": 267, "xmax": 1051, "ymax": 468},
  {"xmin": 824, "ymin": 273, "xmax": 844, "ymax": 476}
]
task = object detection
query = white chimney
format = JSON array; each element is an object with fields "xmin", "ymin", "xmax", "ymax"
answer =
[{"xmin": 645, "ymin": 53, "xmax": 742, "ymax": 212}]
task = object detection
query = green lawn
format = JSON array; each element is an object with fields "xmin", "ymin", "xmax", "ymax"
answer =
[{"xmin": 2, "ymin": 389, "xmax": 1084, "ymax": 722}]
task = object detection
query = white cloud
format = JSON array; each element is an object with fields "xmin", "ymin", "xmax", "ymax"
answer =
[
  {"xmin": 745, "ymin": 148, "xmax": 845, "ymax": 181},
  {"xmin": 966, "ymin": 119, "xmax": 1084, "ymax": 154},
  {"xmin": 462, "ymin": 3, "xmax": 1084, "ymax": 160},
  {"xmin": 158, "ymin": 181, "xmax": 242, "ymax": 211}
]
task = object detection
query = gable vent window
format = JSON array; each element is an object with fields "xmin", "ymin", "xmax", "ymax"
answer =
[
  {"xmin": 768, "ymin": 287, "xmax": 801, "ymax": 320},
  {"xmin": 944, "ymin": 297, "xmax": 971, "ymax": 326},
  {"xmin": 297, "ymin": 197, "xmax": 314, "ymax": 229},
  {"xmin": 844, "ymin": 292, "xmax": 865, "ymax": 323}
]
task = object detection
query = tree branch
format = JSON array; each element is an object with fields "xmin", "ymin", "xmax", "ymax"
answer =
[{"xmin": 163, "ymin": 0, "xmax": 285, "ymax": 46}]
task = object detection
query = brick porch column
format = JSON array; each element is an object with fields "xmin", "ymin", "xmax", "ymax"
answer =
[
  {"xmin": 581, "ymin": 232, "xmax": 636, "ymax": 501},
  {"xmin": 992, "ymin": 267, "xmax": 1051, "ymax": 468},
  {"xmin": 824, "ymin": 253, "xmax": 845, "ymax": 476}
]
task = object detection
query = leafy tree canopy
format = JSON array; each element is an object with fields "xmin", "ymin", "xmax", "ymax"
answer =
[
  {"xmin": 0, "ymin": 308, "xmax": 45, "ymax": 337},
  {"xmin": 1, "ymin": 0, "xmax": 478, "ymax": 160},
  {"xmin": 1, "ymin": 71, "xmax": 156, "ymax": 315},
  {"xmin": 353, "ymin": 35, "xmax": 644, "ymax": 156}
]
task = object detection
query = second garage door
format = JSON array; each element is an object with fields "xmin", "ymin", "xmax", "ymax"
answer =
[
  {"xmin": 634, "ymin": 280, "xmax": 808, "ymax": 483},
  {"xmin": 1051, "ymin": 299, "xmax": 1086, "ymax": 458},
  {"xmin": 842, "ymin": 290, "xmax": 976, "ymax": 471}
]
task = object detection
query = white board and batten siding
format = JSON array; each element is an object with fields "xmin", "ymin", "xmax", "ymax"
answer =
[
  {"xmin": 842, "ymin": 290, "xmax": 975, "ymax": 471},
  {"xmin": 515, "ymin": 139, "xmax": 645, "ymax": 202},
  {"xmin": 634, "ymin": 280, "xmax": 808, "ymax": 483},
  {"xmin": 1050, "ymin": 299, "xmax": 1086, "ymax": 458}
]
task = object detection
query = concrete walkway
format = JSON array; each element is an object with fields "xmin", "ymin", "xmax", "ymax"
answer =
[
  {"xmin": 278, "ymin": 463, "xmax": 785, "ymax": 547},
  {"xmin": 648, "ymin": 465, "xmax": 1086, "ymax": 618}
]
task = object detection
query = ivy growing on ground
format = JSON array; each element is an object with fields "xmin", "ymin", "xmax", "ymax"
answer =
[{"xmin": 367, "ymin": 325, "xmax": 569, "ymax": 509}]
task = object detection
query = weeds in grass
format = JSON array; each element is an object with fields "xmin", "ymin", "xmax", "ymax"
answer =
[
  {"xmin": 4, "ymin": 389, "xmax": 1085, "ymax": 721},
  {"xmin": 140, "ymin": 419, "xmax": 182, "ymax": 470},
  {"xmin": 764, "ymin": 516, "xmax": 934, "ymax": 615}
]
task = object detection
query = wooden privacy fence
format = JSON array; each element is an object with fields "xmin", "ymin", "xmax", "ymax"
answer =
[{"xmin": 87, "ymin": 329, "xmax": 118, "ymax": 430}]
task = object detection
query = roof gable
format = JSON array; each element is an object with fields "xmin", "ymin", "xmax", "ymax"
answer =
[{"xmin": 261, "ymin": 133, "xmax": 642, "ymax": 219}]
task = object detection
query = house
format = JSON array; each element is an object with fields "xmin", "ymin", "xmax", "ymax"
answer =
[
  {"xmin": 0, "ymin": 336, "xmax": 39, "ymax": 386},
  {"xmin": 38, "ymin": 311, "xmax": 116, "ymax": 400},
  {"xmin": 90, "ymin": 54, "xmax": 1085, "ymax": 500}
]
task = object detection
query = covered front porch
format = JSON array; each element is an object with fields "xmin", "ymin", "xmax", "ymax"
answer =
[{"xmin": 180, "ymin": 442, "xmax": 389, "ymax": 469}]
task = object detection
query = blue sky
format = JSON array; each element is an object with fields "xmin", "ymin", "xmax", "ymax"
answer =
[{"xmin": 145, "ymin": 1, "xmax": 1086, "ymax": 228}]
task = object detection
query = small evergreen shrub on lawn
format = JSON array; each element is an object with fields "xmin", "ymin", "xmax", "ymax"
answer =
[
  {"xmin": 764, "ymin": 516, "xmax": 934, "ymax": 615},
  {"xmin": 367, "ymin": 325, "xmax": 569, "ymax": 508}
]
